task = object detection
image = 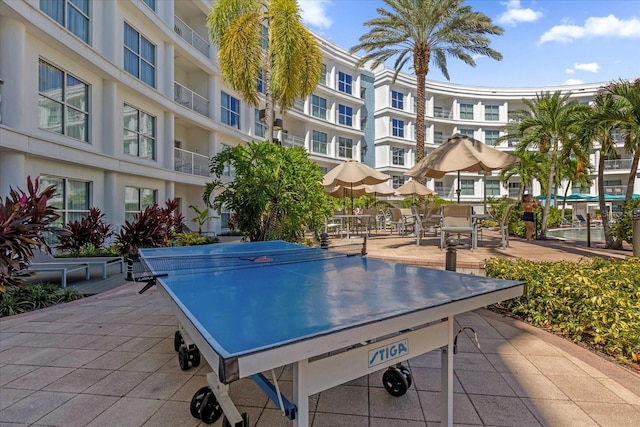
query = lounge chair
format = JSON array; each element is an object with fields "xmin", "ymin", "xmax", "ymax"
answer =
[
  {"xmin": 574, "ymin": 214, "xmax": 586, "ymax": 226},
  {"xmin": 30, "ymin": 251, "xmax": 124, "ymax": 281},
  {"xmin": 23, "ymin": 262, "xmax": 90, "ymax": 288}
]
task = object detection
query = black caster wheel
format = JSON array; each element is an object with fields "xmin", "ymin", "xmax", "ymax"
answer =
[
  {"xmin": 222, "ymin": 412, "xmax": 249, "ymax": 427},
  {"xmin": 199, "ymin": 391, "xmax": 223, "ymax": 424},
  {"xmin": 382, "ymin": 367, "xmax": 409, "ymax": 397},
  {"xmin": 174, "ymin": 331, "xmax": 184, "ymax": 352},
  {"xmin": 190, "ymin": 386, "xmax": 211, "ymax": 419},
  {"xmin": 398, "ymin": 365, "xmax": 413, "ymax": 388},
  {"xmin": 190, "ymin": 347, "xmax": 201, "ymax": 367},
  {"xmin": 178, "ymin": 346, "xmax": 190, "ymax": 371}
]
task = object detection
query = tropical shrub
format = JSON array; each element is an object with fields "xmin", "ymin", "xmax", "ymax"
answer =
[
  {"xmin": 114, "ymin": 200, "xmax": 185, "ymax": 256},
  {"xmin": 487, "ymin": 197, "xmax": 563, "ymax": 238},
  {"xmin": 57, "ymin": 207, "xmax": 114, "ymax": 255},
  {"xmin": 609, "ymin": 199, "xmax": 640, "ymax": 246},
  {"xmin": 485, "ymin": 257, "xmax": 640, "ymax": 364},
  {"xmin": 171, "ymin": 232, "xmax": 219, "ymax": 247},
  {"xmin": 0, "ymin": 284, "xmax": 82, "ymax": 317},
  {"xmin": 0, "ymin": 177, "xmax": 66, "ymax": 292}
]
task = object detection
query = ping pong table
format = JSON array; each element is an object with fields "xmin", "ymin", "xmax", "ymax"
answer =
[{"xmin": 137, "ymin": 240, "xmax": 524, "ymax": 427}]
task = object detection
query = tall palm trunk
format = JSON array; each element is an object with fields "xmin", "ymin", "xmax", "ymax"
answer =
[
  {"xmin": 597, "ymin": 152, "xmax": 617, "ymax": 248},
  {"xmin": 541, "ymin": 140, "xmax": 558, "ymax": 239},
  {"xmin": 626, "ymin": 155, "xmax": 639, "ymax": 200},
  {"xmin": 414, "ymin": 47, "xmax": 429, "ymax": 171}
]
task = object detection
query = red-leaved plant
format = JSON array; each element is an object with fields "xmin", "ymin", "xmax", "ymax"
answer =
[
  {"xmin": 0, "ymin": 177, "xmax": 66, "ymax": 292},
  {"xmin": 57, "ymin": 207, "xmax": 114, "ymax": 255}
]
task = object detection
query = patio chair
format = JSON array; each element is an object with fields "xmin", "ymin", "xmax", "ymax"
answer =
[
  {"xmin": 30, "ymin": 251, "xmax": 124, "ymax": 281},
  {"xmin": 386, "ymin": 208, "xmax": 407, "ymax": 235},
  {"xmin": 421, "ymin": 207, "xmax": 442, "ymax": 237},
  {"xmin": 324, "ymin": 215, "xmax": 343, "ymax": 237},
  {"xmin": 440, "ymin": 204, "xmax": 475, "ymax": 249}
]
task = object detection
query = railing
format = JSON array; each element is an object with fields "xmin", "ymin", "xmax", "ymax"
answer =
[
  {"xmin": 431, "ymin": 108, "xmax": 452, "ymax": 119},
  {"xmin": 280, "ymin": 133, "xmax": 305, "ymax": 148},
  {"xmin": 508, "ymin": 189, "xmax": 520, "ymax": 198},
  {"xmin": 436, "ymin": 187, "xmax": 453, "ymax": 197},
  {"xmin": 432, "ymin": 134, "xmax": 445, "ymax": 145},
  {"xmin": 174, "ymin": 82, "xmax": 209, "ymax": 116},
  {"xmin": 603, "ymin": 185, "xmax": 626, "ymax": 196},
  {"xmin": 603, "ymin": 159, "xmax": 633, "ymax": 170},
  {"xmin": 174, "ymin": 147, "xmax": 209, "ymax": 177},
  {"xmin": 174, "ymin": 16, "xmax": 209, "ymax": 56},
  {"xmin": 293, "ymin": 99, "xmax": 304, "ymax": 112}
]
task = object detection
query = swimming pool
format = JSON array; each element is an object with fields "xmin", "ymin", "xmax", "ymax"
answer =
[{"xmin": 547, "ymin": 227, "xmax": 604, "ymax": 242}]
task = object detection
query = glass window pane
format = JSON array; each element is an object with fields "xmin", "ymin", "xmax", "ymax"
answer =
[
  {"xmin": 67, "ymin": 7, "xmax": 89, "ymax": 42},
  {"xmin": 39, "ymin": 61, "xmax": 63, "ymax": 101},
  {"xmin": 139, "ymin": 136, "xmax": 155, "ymax": 159},
  {"xmin": 123, "ymin": 129, "xmax": 138, "ymax": 155},
  {"xmin": 65, "ymin": 74, "xmax": 87, "ymax": 111},
  {"xmin": 123, "ymin": 104, "xmax": 137, "ymax": 131},
  {"xmin": 139, "ymin": 112, "xmax": 154, "ymax": 135},
  {"xmin": 39, "ymin": 97, "xmax": 63, "ymax": 133},
  {"xmin": 124, "ymin": 50, "xmax": 139, "ymax": 77},
  {"xmin": 69, "ymin": 0, "xmax": 89, "ymax": 14},
  {"xmin": 125, "ymin": 187, "xmax": 139, "ymax": 212},
  {"xmin": 141, "ymin": 189, "xmax": 156, "ymax": 208},
  {"xmin": 65, "ymin": 107, "xmax": 88, "ymax": 141},
  {"xmin": 124, "ymin": 24, "xmax": 139, "ymax": 51},
  {"xmin": 40, "ymin": 0, "xmax": 64, "ymax": 24},
  {"xmin": 141, "ymin": 62, "xmax": 155, "ymax": 87},
  {"xmin": 140, "ymin": 38, "xmax": 155, "ymax": 63},
  {"xmin": 41, "ymin": 176, "xmax": 64, "ymax": 210},
  {"xmin": 66, "ymin": 180, "xmax": 89, "ymax": 210}
]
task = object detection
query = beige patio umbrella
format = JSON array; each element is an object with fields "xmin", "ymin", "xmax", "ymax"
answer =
[
  {"xmin": 406, "ymin": 134, "xmax": 518, "ymax": 203},
  {"xmin": 395, "ymin": 179, "xmax": 436, "ymax": 205},
  {"xmin": 325, "ymin": 182, "xmax": 395, "ymax": 210},
  {"xmin": 322, "ymin": 160, "xmax": 390, "ymax": 212}
]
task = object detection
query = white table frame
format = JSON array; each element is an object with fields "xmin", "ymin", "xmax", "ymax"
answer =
[{"xmin": 155, "ymin": 281, "xmax": 523, "ymax": 427}]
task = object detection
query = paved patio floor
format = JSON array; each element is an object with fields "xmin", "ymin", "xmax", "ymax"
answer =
[{"xmin": 1, "ymin": 229, "xmax": 639, "ymax": 426}]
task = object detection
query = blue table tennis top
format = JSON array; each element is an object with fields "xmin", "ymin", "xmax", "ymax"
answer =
[{"xmin": 139, "ymin": 241, "xmax": 522, "ymax": 360}]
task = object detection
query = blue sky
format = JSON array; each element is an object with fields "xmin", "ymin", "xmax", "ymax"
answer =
[{"xmin": 298, "ymin": 0, "xmax": 640, "ymax": 87}]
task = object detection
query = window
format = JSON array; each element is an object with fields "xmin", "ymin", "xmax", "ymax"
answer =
[
  {"xmin": 125, "ymin": 187, "xmax": 157, "ymax": 221},
  {"xmin": 485, "ymin": 105, "xmax": 499, "ymax": 121},
  {"xmin": 40, "ymin": 0, "xmax": 90, "ymax": 43},
  {"xmin": 38, "ymin": 59, "xmax": 89, "ymax": 142},
  {"xmin": 123, "ymin": 104, "xmax": 155, "ymax": 159},
  {"xmin": 221, "ymin": 92, "xmax": 240, "ymax": 128},
  {"xmin": 39, "ymin": 176, "xmax": 90, "ymax": 226},
  {"xmin": 484, "ymin": 130, "xmax": 499, "ymax": 146},
  {"xmin": 486, "ymin": 180, "xmax": 501, "ymax": 196},
  {"xmin": 142, "ymin": 0, "xmax": 156, "ymax": 10},
  {"xmin": 311, "ymin": 95, "xmax": 327, "ymax": 119},
  {"xmin": 338, "ymin": 71, "xmax": 352, "ymax": 94},
  {"xmin": 460, "ymin": 179, "xmax": 474, "ymax": 195},
  {"xmin": 312, "ymin": 130, "xmax": 327, "ymax": 154},
  {"xmin": 221, "ymin": 205, "xmax": 233, "ymax": 229},
  {"xmin": 435, "ymin": 181, "xmax": 444, "ymax": 195},
  {"xmin": 338, "ymin": 104, "xmax": 352, "ymax": 126},
  {"xmin": 338, "ymin": 137, "xmax": 353, "ymax": 159},
  {"xmin": 434, "ymin": 131, "xmax": 444, "ymax": 144},
  {"xmin": 392, "ymin": 119, "xmax": 404, "ymax": 137},
  {"xmin": 459, "ymin": 128, "xmax": 474, "ymax": 138},
  {"xmin": 257, "ymin": 70, "xmax": 265, "ymax": 94},
  {"xmin": 392, "ymin": 147, "xmax": 404, "ymax": 166},
  {"xmin": 254, "ymin": 109, "xmax": 265, "ymax": 138},
  {"xmin": 221, "ymin": 143, "xmax": 233, "ymax": 177},
  {"xmin": 124, "ymin": 23, "xmax": 155, "ymax": 87},
  {"xmin": 392, "ymin": 175, "xmax": 405, "ymax": 189},
  {"xmin": 508, "ymin": 182, "xmax": 520, "ymax": 198},
  {"xmin": 460, "ymin": 103, "xmax": 474, "ymax": 120},
  {"xmin": 260, "ymin": 24, "xmax": 268, "ymax": 50},
  {"xmin": 391, "ymin": 90, "xmax": 404, "ymax": 109},
  {"xmin": 319, "ymin": 64, "xmax": 327, "ymax": 85}
]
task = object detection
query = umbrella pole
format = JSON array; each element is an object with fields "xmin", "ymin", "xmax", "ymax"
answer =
[
  {"xmin": 457, "ymin": 171, "xmax": 461, "ymax": 203},
  {"xmin": 350, "ymin": 183, "xmax": 354, "ymax": 214}
]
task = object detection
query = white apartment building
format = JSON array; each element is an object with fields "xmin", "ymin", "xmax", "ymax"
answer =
[{"xmin": 0, "ymin": 0, "xmax": 637, "ymax": 235}]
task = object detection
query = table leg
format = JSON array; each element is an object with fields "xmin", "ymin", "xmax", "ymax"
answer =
[
  {"xmin": 441, "ymin": 316, "xmax": 454, "ymax": 427},
  {"xmin": 293, "ymin": 360, "xmax": 310, "ymax": 427}
]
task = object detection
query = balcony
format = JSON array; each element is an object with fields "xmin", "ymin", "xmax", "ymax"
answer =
[
  {"xmin": 175, "ymin": 147, "xmax": 209, "ymax": 177},
  {"xmin": 174, "ymin": 16, "xmax": 209, "ymax": 57},
  {"xmin": 280, "ymin": 133, "xmax": 305, "ymax": 148},
  {"xmin": 174, "ymin": 82, "xmax": 209, "ymax": 116},
  {"xmin": 603, "ymin": 159, "xmax": 633, "ymax": 170},
  {"xmin": 603, "ymin": 185, "xmax": 625, "ymax": 197},
  {"xmin": 432, "ymin": 108, "xmax": 452, "ymax": 119}
]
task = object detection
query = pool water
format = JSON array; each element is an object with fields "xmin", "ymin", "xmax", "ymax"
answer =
[{"xmin": 547, "ymin": 227, "xmax": 604, "ymax": 242}]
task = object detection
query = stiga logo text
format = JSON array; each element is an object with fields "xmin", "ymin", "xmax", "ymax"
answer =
[{"xmin": 368, "ymin": 339, "xmax": 408, "ymax": 368}]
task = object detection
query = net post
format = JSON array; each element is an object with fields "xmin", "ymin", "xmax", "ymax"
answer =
[{"xmin": 125, "ymin": 257, "xmax": 134, "ymax": 281}]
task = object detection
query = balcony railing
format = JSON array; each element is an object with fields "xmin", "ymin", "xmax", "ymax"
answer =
[
  {"xmin": 174, "ymin": 16, "xmax": 209, "ymax": 56},
  {"xmin": 603, "ymin": 185, "xmax": 625, "ymax": 197},
  {"xmin": 174, "ymin": 82, "xmax": 209, "ymax": 116},
  {"xmin": 433, "ymin": 134, "xmax": 445, "ymax": 145},
  {"xmin": 603, "ymin": 159, "xmax": 633, "ymax": 170},
  {"xmin": 174, "ymin": 147, "xmax": 209, "ymax": 177},
  {"xmin": 432, "ymin": 108, "xmax": 452, "ymax": 119},
  {"xmin": 280, "ymin": 133, "xmax": 305, "ymax": 148}
]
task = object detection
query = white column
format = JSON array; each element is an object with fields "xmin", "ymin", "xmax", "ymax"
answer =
[
  {"xmin": 102, "ymin": 80, "xmax": 118, "ymax": 156},
  {"xmin": 0, "ymin": 17, "xmax": 26, "ymax": 129},
  {"xmin": 101, "ymin": 0, "xmax": 118, "ymax": 63},
  {"xmin": 208, "ymin": 75, "xmax": 217, "ymax": 120},
  {"xmin": 0, "ymin": 151, "xmax": 26, "ymax": 196},
  {"xmin": 104, "ymin": 171, "xmax": 119, "ymax": 229},
  {"xmin": 164, "ymin": 42, "xmax": 175, "ymax": 99},
  {"xmin": 165, "ymin": 181, "xmax": 174, "ymax": 202},
  {"xmin": 164, "ymin": 111, "xmax": 175, "ymax": 170}
]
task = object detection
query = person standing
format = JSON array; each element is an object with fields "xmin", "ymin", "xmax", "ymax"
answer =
[{"xmin": 521, "ymin": 193, "xmax": 538, "ymax": 241}]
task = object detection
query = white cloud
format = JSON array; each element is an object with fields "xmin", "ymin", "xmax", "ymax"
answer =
[
  {"xmin": 563, "ymin": 78, "xmax": 585, "ymax": 85},
  {"xmin": 539, "ymin": 15, "xmax": 640, "ymax": 44},
  {"xmin": 299, "ymin": 0, "xmax": 333, "ymax": 29},
  {"xmin": 565, "ymin": 68, "xmax": 575, "ymax": 74},
  {"xmin": 496, "ymin": 0, "xmax": 543, "ymax": 26},
  {"xmin": 573, "ymin": 62, "xmax": 600, "ymax": 73}
]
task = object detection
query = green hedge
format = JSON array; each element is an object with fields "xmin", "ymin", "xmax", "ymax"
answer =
[{"xmin": 485, "ymin": 257, "xmax": 640, "ymax": 364}]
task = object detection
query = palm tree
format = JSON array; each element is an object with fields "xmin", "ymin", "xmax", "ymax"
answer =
[
  {"xmin": 500, "ymin": 149, "xmax": 547, "ymax": 201},
  {"xmin": 207, "ymin": 0, "xmax": 323, "ymax": 140},
  {"xmin": 350, "ymin": 0, "xmax": 503, "ymax": 165},
  {"xmin": 504, "ymin": 91, "xmax": 590, "ymax": 238},
  {"xmin": 601, "ymin": 79, "xmax": 640, "ymax": 201},
  {"xmin": 575, "ymin": 92, "xmax": 623, "ymax": 248}
]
